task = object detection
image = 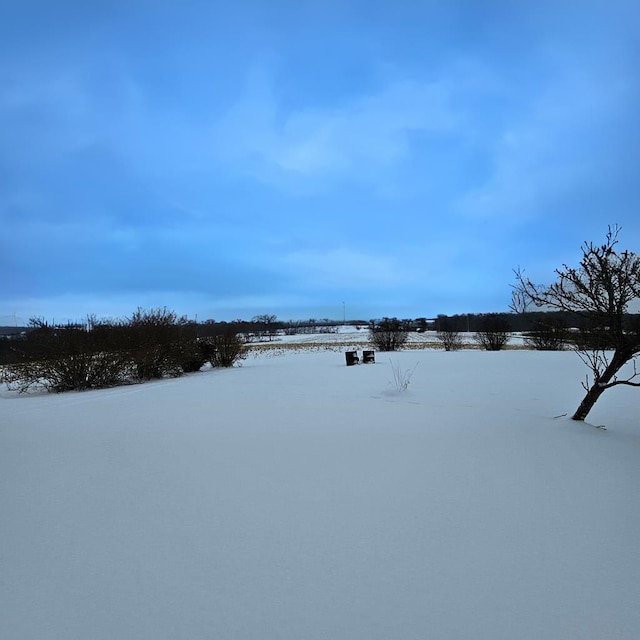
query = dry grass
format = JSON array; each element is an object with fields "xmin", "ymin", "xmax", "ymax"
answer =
[{"xmin": 246, "ymin": 335, "xmax": 531, "ymax": 356}]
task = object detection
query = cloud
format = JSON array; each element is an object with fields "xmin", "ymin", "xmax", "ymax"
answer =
[
  {"xmin": 456, "ymin": 60, "xmax": 638, "ymax": 221},
  {"xmin": 212, "ymin": 66, "xmax": 457, "ymax": 185},
  {"xmin": 0, "ymin": 73, "xmax": 97, "ymax": 171},
  {"xmin": 280, "ymin": 246, "xmax": 415, "ymax": 290}
]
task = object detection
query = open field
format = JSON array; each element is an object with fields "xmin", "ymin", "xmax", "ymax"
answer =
[
  {"xmin": 249, "ymin": 328, "xmax": 528, "ymax": 353},
  {"xmin": 1, "ymin": 341, "xmax": 639, "ymax": 639}
]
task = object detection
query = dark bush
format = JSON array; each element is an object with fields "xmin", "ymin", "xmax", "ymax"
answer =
[
  {"xmin": 174, "ymin": 322, "xmax": 208, "ymax": 372},
  {"xmin": 0, "ymin": 336, "xmax": 22, "ymax": 365},
  {"xmin": 369, "ymin": 317, "xmax": 409, "ymax": 351},
  {"xmin": 4, "ymin": 318, "xmax": 131, "ymax": 393},
  {"xmin": 125, "ymin": 307, "xmax": 189, "ymax": 380},
  {"xmin": 524, "ymin": 318, "xmax": 568, "ymax": 351},
  {"xmin": 2, "ymin": 310, "xmax": 222, "ymax": 393},
  {"xmin": 435, "ymin": 316, "xmax": 463, "ymax": 351},
  {"xmin": 202, "ymin": 331, "xmax": 247, "ymax": 368},
  {"xmin": 178, "ymin": 342, "xmax": 209, "ymax": 372},
  {"xmin": 474, "ymin": 315, "xmax": 512, "ymax": 351}
]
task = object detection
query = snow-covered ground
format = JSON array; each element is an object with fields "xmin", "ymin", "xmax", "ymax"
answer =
[
  {"xmin": 1, "ymin": 344, "xmax": 638, "ymax": 639},
  {"xmin": 263, "ymin": 327, "xmax": 528, "ymax": 349}
]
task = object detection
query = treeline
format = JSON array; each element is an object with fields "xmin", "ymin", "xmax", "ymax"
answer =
[
  {"xmin": 432, "ymin": 311, "xmax": 640, "ymax": 333},
  {"xmin": 202, "ymin": 316, "xmax": 345, "ymax": 341},
  {"xmin": 0, "ymin": 308, "xmax": 246, "ymax": 393},
  {"xmin": 372, "ymin": 312, "xmax": 640, "ymax": 352}
]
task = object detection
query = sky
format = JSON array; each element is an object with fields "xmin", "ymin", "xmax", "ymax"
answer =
[{"xmin": 1, "ymin": 0, "xmax": 639, "ymax": 324}]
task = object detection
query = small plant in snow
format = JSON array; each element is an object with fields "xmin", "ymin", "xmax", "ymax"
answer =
[{"xmin": 389, "ymin": 359, "xmax": 418, "ymax": 392}]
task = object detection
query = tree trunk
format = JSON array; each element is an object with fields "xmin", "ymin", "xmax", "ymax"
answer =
[
  {"xmin": 571, "ymin": 348, "xmax": 630, "ymax": 421},
  {"xmin": 572, "ymin": 383, "xmax": 607, "ymax": 421}
]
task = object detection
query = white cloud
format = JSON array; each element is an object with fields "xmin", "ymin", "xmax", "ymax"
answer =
[
  {"xmin": 457, "ymin": 63, "xmax": 632, "ymax": 220},
  {"xmin": 280, "ymin": 247, "xmax": 414, "ymax": 289},
  {"xmin": 212, "ymin": 67, "xmax": 456, "ymax": 183}
]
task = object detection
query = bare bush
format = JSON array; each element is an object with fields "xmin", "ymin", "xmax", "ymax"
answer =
[
  {"xmin": 369, "ymin": 317, "xmax": 409, "ymax": 351},
  {"xmin": 126, "ymin": 307, "xmax": 189, "ymax": 380},
  {"xmin": 3, "ymin": 309, "xmax": 219, "ymax": 393},
  {"xmin": 523, "ymin": 318, "xmax": 568, "ymax": 351},
  {"xmin": 4, "ymin": 318, "xmax": 131, "ymax": 393},
  {"xmin": 435, "ymin": 316, "xmax": 463, "ymax": 351},
  {"xmin": 436, "ymin": 330, "xmax": 463, "ymax": 351},
  {"xmin": 473, "ymin": 315, "xmax": 512, "ymax": 351},
  {"xmin": 202, "ymin": 331, "xmax": 247, "ymax": 368},
  {"xmin": 174, "ymin": 322, "xmax": 208, "ymax": 373}
]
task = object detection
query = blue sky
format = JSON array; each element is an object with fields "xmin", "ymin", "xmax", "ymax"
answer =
[{"xmin": 2, "ymin": 0, "xmax": 639, "ymax": 324}]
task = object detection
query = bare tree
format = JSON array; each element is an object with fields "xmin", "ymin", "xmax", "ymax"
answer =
[
  {"xmin": 513, "ymin": 225, "xmax": 640, "ymax": 421},
  {"xmin": 252, "ymin": 314, "xmax": 278, "ymax": 341}
]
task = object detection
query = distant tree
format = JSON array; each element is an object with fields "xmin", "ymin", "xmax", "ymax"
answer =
[
  {"xmin": 252, "ymin": 314, "xmax": 278, "ymax": 341},
  {"xmin": 369, "ymin": 317, "xmax": 409, "ymax": 351},
  {"xmin": 415, "ymin": 317, "xmax": 429, "ymax": 332},
  {"xmin": 513, "ymin": 225, "xmax": 640, "ymax": 421},
  {"xmin": 473, "ymin": 315, "xmax": 512, "ymax": 351}
]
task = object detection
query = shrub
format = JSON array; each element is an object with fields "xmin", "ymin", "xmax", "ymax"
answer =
[
  {"xmin": 125, "ymin": 307, "xmax": 188, "ymax": 380},
  {"xmin": 435, "ymin": 316, "xmax": 463, "ymax": 351},
  {"xmin": 202, "ymin": 331, "xmax": 247, "ymax": 368},
  {"xmin": 369, "ymin": 317, "xmax": 408, "ymax": 351},
  {"xmin": 175, "ymin": 322, "xmax": 208, "ymax": 372},
  {"xmin": 524, "ymin": 318, "xmax": 568, "ymax": 351},
  {"xmin": 4, "ymin": 318, "xmax": 131, "ymax": 393},
  {"xmin": 178, "ymin": 343, "xmax": 209, "ymax": 372},
  {"xmin": 474, "ymin": 315, "xmax": 511, "ymax": 351},
  {"xmin": 0, "ymin": 336, "xmax": 22, "ymax": 365},
  {"xmin": 2, "ymin": 310, "xmax": 218, "ymax": 393},
  {"xmin": 436, "ymin": 330, "xmax": 463, "ymax": 351}
]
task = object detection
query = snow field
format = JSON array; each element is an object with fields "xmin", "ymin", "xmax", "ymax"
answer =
[{"xmin": 1, "ymin": 348, "xmax": 639, "ymax": 639}]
